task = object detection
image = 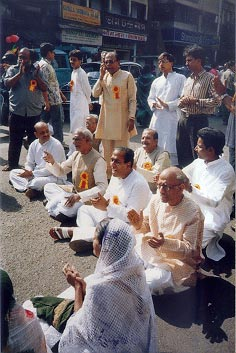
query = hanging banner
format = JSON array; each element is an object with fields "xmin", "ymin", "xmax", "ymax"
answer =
[
  {"xmin": 103, "ymin": 29, "xmax": 147, "ymax": 42},
  {"xmin": 62, "ymin": 1, "xmax": 100, "ymax": 26}
]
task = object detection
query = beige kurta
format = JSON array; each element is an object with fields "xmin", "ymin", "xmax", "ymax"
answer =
[
  {"xmin": 92, "ymin": 69, "xmax": 137, "ymax": 177},
  {"xmin": 135, "ymin": 194, "xmax": 204, "ymax": 287},
  {"xmin": 92, "ymin": 69, "xmax": 137, "ymax": 140},
  {"xmin": 134, "ymin": 146, "xmax": 171, "ymax": 193}
]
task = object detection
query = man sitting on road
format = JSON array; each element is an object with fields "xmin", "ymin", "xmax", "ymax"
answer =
[
  {"xmin": 183, "ymin": 127, "xmax": 235, "ymax": 262},
  {"xmin": 85, "ymin": 114, "xmax": 104, "ymax": 155},
  {"xmin": 9, "ymin": 122, "xmax": 66, "ymax": 200},
  {"xmin": 134, "ymin": 128, "xmax": 170, "ymax": 193},
  {"xmin": 48, "ymin": 147, "xmax": 152, "ymax": 251},
  {"xmin": 43, "ymin": 128, "xmax": 107, "ymax": 223},
  {"xmin": 128, "ymin": 166, "xmax": 204, "ymax": 295}
]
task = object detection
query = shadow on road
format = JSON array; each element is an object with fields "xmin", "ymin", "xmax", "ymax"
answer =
[
  {"xmin": 153, "ymin": 277, "xmax": 235, "ymax": 344},
  {"xmin": 0, "ymin": 191, "xmax": 22, "ymax": 211}
]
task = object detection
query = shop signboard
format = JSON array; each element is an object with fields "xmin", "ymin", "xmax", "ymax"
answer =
[
  {"xmin": 62, "ymin": 1, "xmax": 100, "ymax": 26},
  {"xmin": 102, "ymin": 29, "xmax": 147, "ymax": 42},
  {"xmin": 61, "ymin": 28, "xmax": 102, "ymax": 46}
]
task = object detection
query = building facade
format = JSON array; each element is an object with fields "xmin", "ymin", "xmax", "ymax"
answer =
[{"xmin": 0, "ymin": 0, "xmax": 234, "ymax": 65}]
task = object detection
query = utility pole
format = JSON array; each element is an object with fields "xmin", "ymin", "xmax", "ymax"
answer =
[{"xmin": 215, "ymin": 0, "xmax": 223, "ymax": 62}]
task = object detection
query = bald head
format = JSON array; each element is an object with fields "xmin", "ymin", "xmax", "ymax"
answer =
[
  {"xmin": 34, "ymin": 122, "xmax": 50, "ymax": 144},
  {"xmin": 34, "ymin": 121, "xmax": 48, "ymax": 132},
  {"xmin": 160, "ymin": 167, "xmax": 188, "ymax": 184},
  {"xmin": 158, "ymin": 167, "xmax": 187, "ymax": 206}
]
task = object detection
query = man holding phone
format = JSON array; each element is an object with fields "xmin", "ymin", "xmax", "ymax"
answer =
[
  {"xmin": 3, "ymin": 47, "xmax": 47, "ymax": 171},
  {"xmin": 92, "ymin": 51, "xmax": 137, "ymax": 178}
]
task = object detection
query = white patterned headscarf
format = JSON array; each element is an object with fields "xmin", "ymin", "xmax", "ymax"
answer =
[{"xmin": 59, "ymin": 219, "xmax": 158, "ymax": 353}]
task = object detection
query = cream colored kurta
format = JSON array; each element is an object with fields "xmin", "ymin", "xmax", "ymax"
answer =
[
  {"xmin": 92, "ymin": 69, "xmax": 137, "ymax": 141},
  {"xmin": 134, "ymin": 146, "xmax": 171, "ymax": 193},
  {"xmin": 135, "ymin": 194, "xmax": 204, "ymax": 287}
]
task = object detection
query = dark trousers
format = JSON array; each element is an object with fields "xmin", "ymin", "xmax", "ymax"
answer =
[
  {"xmin": 41, "ymin": 104, "xmax": 64, "ymax": 143},
  {"xmin": 8, "ymin": 113, "xmax": 40, "ymax": 168},
  {"xmin": 176, "ymin": 112, "xmax": 209, "ymax": 168}
]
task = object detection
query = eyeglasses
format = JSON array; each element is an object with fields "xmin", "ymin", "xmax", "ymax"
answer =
[
  {"xmin": 105, "ymin": 59, "xmax": 116, "ymax": 65},
  {"xmin": 157, "ymin": 183, "xmax": 182, "ymax": 191},
  {"xmin": 72, "ymin": 137, "xmax": 84, "ymax": 141}
]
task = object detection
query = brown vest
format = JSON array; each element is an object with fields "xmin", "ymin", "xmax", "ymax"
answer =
[{"xmin": 72, "ymin": 148, "xmax": 101, "ymax": 193}]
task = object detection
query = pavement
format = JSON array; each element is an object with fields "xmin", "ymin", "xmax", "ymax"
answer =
[{"xmin": 0, "ymin": 115, "xmax": 235, "ymax": 353}]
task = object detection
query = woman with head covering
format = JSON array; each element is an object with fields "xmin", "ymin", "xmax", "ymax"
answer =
[
  {"xmin": 0, "ymin": 269, "xmax": 49, "ymax": 353},
  {"xmin": 58, "ymin": 218, "xmax": 158, "ymax": 353}
]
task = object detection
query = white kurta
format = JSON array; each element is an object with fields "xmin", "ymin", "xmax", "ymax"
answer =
[
  {"xmin": 76, "ymin": 169, "xmax": 153, "ymax": 228},
  {"xmin": 148, "ymin": 72, "xmax": 186, "ymax": 164},
  {"xmin": 9, "ymin": 137, "xmax": 66, "ymax": 192},
  {"xmin": 70, "ymin": 67, "xmax": 91, "ymax": 133},
  {"xmin": 183, "ymin": 158, "xmax": 235, "ymax": 260}
]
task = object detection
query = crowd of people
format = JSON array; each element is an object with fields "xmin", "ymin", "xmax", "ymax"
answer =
[{"xmin": 1, "ymin": 43, "xmax": 235, "ymax": 352}]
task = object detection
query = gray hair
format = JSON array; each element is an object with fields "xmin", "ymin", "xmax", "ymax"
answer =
[{"xmin": 74, "ymin": 128, "xmax": 93, "ymax": 143}]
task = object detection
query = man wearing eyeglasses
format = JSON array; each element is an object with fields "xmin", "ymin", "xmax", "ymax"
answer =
[
  {"xmin": 92, "ymin": 51, "xmax": 137, "ymax": 178},
  {"xmin": 128, "ymin": 166, "xmax": 204, "ymax": 295}
]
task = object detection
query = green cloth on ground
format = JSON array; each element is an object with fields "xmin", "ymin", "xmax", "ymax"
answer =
[{"xmin": 31, "ymin": 296, "xmax": 74, "ymax": 333}]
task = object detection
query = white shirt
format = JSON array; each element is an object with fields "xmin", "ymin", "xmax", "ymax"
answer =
[
  {"xmin": 148, "ymin": 72, "xmax": 186, "ymax": 154},
  {"xmin": 104, "ymin": 170, "xmax": 152, "ymax": 222},
  {"xmin": 26, "ymin": 137, "xmax": 66, "ymax": 179},
  {"xmin": 183, "ymin": 158, "xmax": 235, "ymax": 232}
]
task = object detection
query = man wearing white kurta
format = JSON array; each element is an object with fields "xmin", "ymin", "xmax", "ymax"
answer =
[
  {"xmin": 43, "ymin": 128, "xmax": 107, "ymax": 221},
  {"xmin": 148, "ymin": 52, "xmax": 186, "ymax": 165},
  {"xmin": 92, "ymin": 51, "xmax": 137, "ymax": 178},
  {"xmin": 68, "ymin": 50, "xmax": 91, "ymax": 156},
  {"xmin": 9, "ymin": 122, "xmax": 66, "ymax": 200},
  {"xmin": 134, "ymin": 128, "xmax": 170, "ymax": 193},
  {"xmin": 76, "ymin": 147, "xmax": 152, "ymax": 227},
  {"xmin": 183, "ymin": 127, "xmax": 235, "ymax": 261}
]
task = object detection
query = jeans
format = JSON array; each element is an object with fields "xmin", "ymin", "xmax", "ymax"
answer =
[{"xmin": 41, "ymin": 104, "xmax": 64, "ymax": 143}]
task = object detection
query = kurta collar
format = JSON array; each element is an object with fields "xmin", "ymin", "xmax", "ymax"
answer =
[
  {"xmin": 109, "ymin": 69, "xmax": 121, "ymax": 78},
  {"xmin": 40, "ymin": 137, "xmax": 51, "ymax": 147}
]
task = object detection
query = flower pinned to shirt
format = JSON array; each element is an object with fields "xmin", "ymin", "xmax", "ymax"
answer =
[
  {"xmin": 142, "ymin": 162, "xmax": 152, "ymax": 171},
  {"xmin": 194, "ymin": 184, "xmax": 201, "ymax": 190},
  {"xmin": 79, "ymin": 172, "xmax": 89, "ymax": 189},
  {"xmin": 112, "ymin": 195, "xmax": 120, "ymax": 205},
  {"xmin": 113, "ymin": 85, "xmax": 120, "ymax": 99},
  {"xmin": 28, "ymin": 80, "xmax": 37, "ymax": 91},
  {"xmin": 69, "ymin": 80, "xmax": 74, "ymax": 92}
]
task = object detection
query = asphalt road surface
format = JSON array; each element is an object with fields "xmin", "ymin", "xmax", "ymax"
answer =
[{"xmin": 0, "ymin": 116, "xmax": 235, "ymax": 353}]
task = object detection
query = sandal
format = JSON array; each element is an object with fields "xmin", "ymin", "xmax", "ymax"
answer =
[{"xmin": 49, "ymin": 227, "xmax": 73, "ymax": 240}]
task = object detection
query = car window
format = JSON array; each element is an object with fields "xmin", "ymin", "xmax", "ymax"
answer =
[
  {"xmin": 53, "ymin": 55, "xmax": 67, "ymax": 69},
  {"xmin": 121, "ymin": 65, "xmax": 129, "ymax": 72},
  {"xmin": 130, "ymin": 65, "xmax": 141, "ymax": 78}
]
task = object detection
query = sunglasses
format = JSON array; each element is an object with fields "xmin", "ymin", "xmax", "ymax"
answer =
[{"xmin": 105, "ymin": 59, "xmax": 116, "ymax": 65}]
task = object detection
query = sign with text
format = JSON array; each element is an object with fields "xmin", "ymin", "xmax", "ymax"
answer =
[
  {"xmin": 62, "ymin": 1, "xmax": 100, "ymax": 26},
  {"xmin": 162, "ymin": 28, "xmax": 219, "ymax": 46},
  {"xmin": 103, "ymin": 29, "xmax": 147, "ymax": 42},
  {"xmin": 61, "ymin": 28, "xmax": 102, "ymax": 45},
  {"xmin": 102, "ymin": 12, "xmax": 147, "ymax": 34}
]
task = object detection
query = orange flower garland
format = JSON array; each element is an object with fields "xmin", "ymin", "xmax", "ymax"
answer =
[
  {"xmin": 28, "ymin": 80, "xmax": 37, "ymax": 91},
  {"xmin": 79, "ymin": 171, "xmax": 89, "ymax": 189},
  {"xmin": 112, "ymin": 195, "xmax": 120, "ymax": 205},
  {"xmin": 69, "ymin": 80, "xmax": 74, "ymax": 92},
  {"xmin": 113, "ymin": 85, "xmax": 120, "ymax": 99},
  {"xmin": 143, "ymin": 162, "xmax": 152, "ymax": 171}
]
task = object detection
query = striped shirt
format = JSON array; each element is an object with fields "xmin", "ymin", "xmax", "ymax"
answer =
[{"xmin": 179, "ymin": 70, "xmax": 220, "ymax": 115}]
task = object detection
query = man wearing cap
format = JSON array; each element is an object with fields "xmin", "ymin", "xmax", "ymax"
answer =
[{"xmin": 38, "ymin": 42, "xmax": 66, "ymax": 144}]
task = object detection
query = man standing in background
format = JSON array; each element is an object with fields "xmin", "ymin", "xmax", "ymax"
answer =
[
  {"xmin": 39, "ymin": 42, "xmax": 66, "ymax": 144},
  {"xmin": 92, "ymin": 51, "xmax": 137, "ymax": 178}
]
